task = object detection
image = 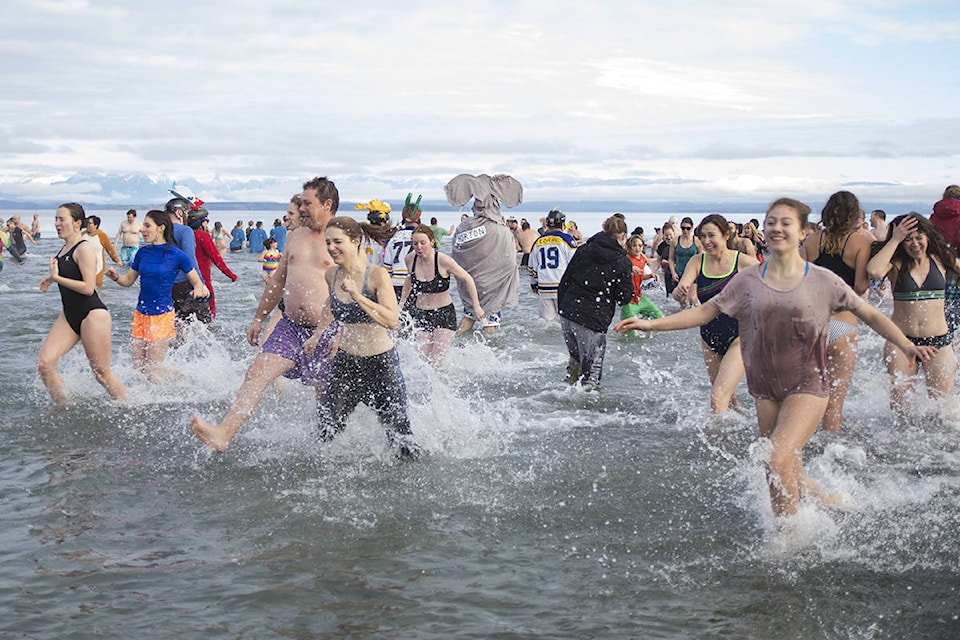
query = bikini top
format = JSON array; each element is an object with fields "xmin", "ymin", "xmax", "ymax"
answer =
[
  {"xmin": 892, "ymin": 259, "xmax": 946, "ymax": 302},
  {"xmin": 410, "ymin": 252, "xmax": 450, "ymax": 294},
  {"xmin": 696, "ymin": 251, "xmax": 740, "ymax": 303},
  {"xmin": 330, "ymin": 264, "xmax": 378, "ymax": 324},
  {"xmin": 813, "ymin": 233, "xmax": 856, "ymax": 287}
]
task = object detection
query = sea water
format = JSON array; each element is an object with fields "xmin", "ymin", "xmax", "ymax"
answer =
[{"xmin": 1, "ymin": 210, "xmax": 958, "ymax": 638}]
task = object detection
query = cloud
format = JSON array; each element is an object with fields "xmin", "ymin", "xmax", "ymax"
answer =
[{"xmin": 0, "ymin": 0, "xmax": 958, "ymax": 207}]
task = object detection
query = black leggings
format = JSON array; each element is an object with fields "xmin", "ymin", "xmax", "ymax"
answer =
[{"xmin": 317, "ymin": 348, "xmax": 412, "ymax": 440}]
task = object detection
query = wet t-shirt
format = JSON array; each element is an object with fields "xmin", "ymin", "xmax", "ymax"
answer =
[{"xmin": 708, "ymin": 263, "xmax": 863, "ymax": 401}]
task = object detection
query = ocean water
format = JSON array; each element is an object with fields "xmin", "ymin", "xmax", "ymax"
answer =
[{"xmin": 1, "ymin": 210, "xmax": 958, "ymax": 638}]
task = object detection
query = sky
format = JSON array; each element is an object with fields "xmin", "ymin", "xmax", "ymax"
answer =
[{"xmin": 1, "ymin": 0, "xmax": 959, "ymax": 209}]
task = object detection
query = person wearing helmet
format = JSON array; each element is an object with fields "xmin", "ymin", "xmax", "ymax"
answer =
[
  {"xmin": 164, "ymin": 197, "xmax": 207, "ymax": 327},
  {"xmin": 187, "ymin": 206, "xmax": 237, "ymax": 319},
  {"xmin": 527, "ymin": 209, "xmax": 577, "ymax": 322}
]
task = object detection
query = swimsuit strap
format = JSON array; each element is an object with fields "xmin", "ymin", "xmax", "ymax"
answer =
[{"xmin": 761, "ymin": 261, "xmax": 808, "ymax": 280}]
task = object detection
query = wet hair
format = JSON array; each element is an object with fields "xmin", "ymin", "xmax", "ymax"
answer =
[
  {"xmin": 58, "ymin": 202, "xmax": 86, "ymax": 225},
  {"xmin": 696, "ymin": 214, "xmax": 734, "ymax": 248},
  {"xmin": 325, "ymin": 216, "xmax": 362, "ymax": 242},
  {"xmin": 602, "ymin": 215, "xmax": 628, "ymax": 237},
  {"xmin": 820, "ymin": 191, "xmax": 861, "ymax": 255},
  {"xmin": 145, "ymin": 209, "xmax": 175, "ymax": 249},
  {"xmin": 766, "ymin": 197, "xmax": 812, "ymax": 227},
  {"xmin": 871, "ymin": 209, "xmax": 886, "ymax": 221},
  {"xmin": 263, "ymin": 237, "xmax": 276, "ymax": 250},
  {"xmin": 412, "ymin": 224, "xmax": 437, "ymax": 247},
  {"xmin": 86, "ymin": 215, "xmax": 101, "ymax": 228},
  {"xmin": 881, "ymin": 213, "xmax": 960, "ymax": 283},
  {"xmin": 943, "ymin": 185, "xmax": 960, "ymax": 200},
  {"xmin": 214, "ymin": 221, "xmax": 223, "ymax": 231},
  {"xmin": 430, "ymin": 217, "xmax": 438, "ymax": 225},
  {"xmin": 126, "ymin": 208, "xmax": 137, "ymax": 217},
  {"xmin": 302, "ymin": 176, "xmax": 340, "ymax": 214}
]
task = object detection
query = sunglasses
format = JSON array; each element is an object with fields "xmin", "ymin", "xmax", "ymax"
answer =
[{"xmin": 681, "ymin": 225, "xmax": 692, "ymax": 231}]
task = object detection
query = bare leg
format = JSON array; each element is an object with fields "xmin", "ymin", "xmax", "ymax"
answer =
[
  {"xmin": 79, "ymin": 309, "xmax": 127, "ymax": 400},
  {"xmin": 884, "ymin": 340, "xmax": 919, "ymax": 415},
  {"xmin": 419, "ymin": 328, "xmax": 455, "ymax": 367},
  {"xmin": 701, "ymin": 339, "xmax": 745, "ymax": 413},
  {"xmin": 822, "ymin": 332, "xmax": 858, "ymax": 431},
  {"xmin": 133, "ymin": 338, "xmax": 176, "ymax": 383},
  {"xmin": 756, "ymin": 394, "xmax": 830, "ymax": 518},
  {"xmin": 190, "ymin": 352, "xmax": 295, "ymax": 452},
  {"xmin": 921, "ymin": 344, "xmax": 957, "ymax": 398},
  {"xmin": 456, "ymin": 316, "xmax": 475, "ymax": 335},
  {"xmin": 37, "ymin": 314, "xmax": 81, "ymax": 404}
]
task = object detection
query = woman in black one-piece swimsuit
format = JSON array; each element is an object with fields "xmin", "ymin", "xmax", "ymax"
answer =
[{"xmin": 37, "ymin": 203, "xmax": 127, "ymax": 404}]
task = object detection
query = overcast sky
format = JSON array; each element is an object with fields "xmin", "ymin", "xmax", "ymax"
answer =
[{"xmin": 2, "ymin": 0, "xmax": 958, "ymax": 207}]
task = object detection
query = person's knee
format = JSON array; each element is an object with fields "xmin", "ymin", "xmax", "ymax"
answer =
[
  {"xmin": 37, "ymin": 351, "xmax": 56, "ymax": 376},
  {"xmin": 767, "ymin": 445, "xmax": 798, "ymax": 478}
]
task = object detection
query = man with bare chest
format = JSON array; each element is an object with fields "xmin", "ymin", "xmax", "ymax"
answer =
[
  {"xmin": 115, "ymin": 209, "xmax": 143, "ymax": 267},
  {"xmin": 191, "ymin": 176, "xmax": 339, "ymax": 451}
]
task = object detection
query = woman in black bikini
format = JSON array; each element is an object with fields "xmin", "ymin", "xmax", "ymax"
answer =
[
  {"xmin": 399, "ymin": 224, "xmax": 484, "ymax": 366},
  {"xmin": 37, "ymin": 203, "xmax": 127, "ymax": 404},
  {"xmin": 868, "ymin": 213, "xmax": 960, "ymax": 412},
  {"xmin": 304, "ymin": 216, "xmax": 420, "ymax": 458}
]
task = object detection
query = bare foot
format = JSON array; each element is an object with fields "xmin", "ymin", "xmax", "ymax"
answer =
[{"xmin": 190, "ymin": 414, "xmax": 232, "ymax": 452}]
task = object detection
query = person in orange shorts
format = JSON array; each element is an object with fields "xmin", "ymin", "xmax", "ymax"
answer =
[{"xmin": 106, "ymin": 209, "xmax": 208, "ymax": 382}]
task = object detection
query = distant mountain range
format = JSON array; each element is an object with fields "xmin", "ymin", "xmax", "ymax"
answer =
[{"xmin": 0, "ymin": 171, "xmax": 930, "ymax": 215}]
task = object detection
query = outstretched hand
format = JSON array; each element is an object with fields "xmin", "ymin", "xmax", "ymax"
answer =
[{"xmin": 614, "ymin": 317, "xmax": 649, "ymax": 333}]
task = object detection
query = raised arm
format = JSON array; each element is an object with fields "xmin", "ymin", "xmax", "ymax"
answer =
[{"xmin": 867, "ymin": 216, "xmax": 913, "ymax": 280}]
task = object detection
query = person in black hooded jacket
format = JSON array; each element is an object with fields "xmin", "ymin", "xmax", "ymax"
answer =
[{"xmin": 557, "ymin": 215, "xmax": 634, "ymax": 391}]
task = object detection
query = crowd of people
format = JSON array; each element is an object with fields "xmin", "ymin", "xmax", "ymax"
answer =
[{"xmin": 27, "ymin": 176, "xmax": 960, "ymax": 519}]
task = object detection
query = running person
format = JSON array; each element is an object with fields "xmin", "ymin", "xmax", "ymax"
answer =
[
  {"xmin": 527, "ymin": 209, "xmax": 578, "ymax": 322},
  {"xmin": 672, "ymin": 215, "xmax": 758, "ymax": 412},
  {"xmin": 398, "ymin": 224, "xmax": 484, "ymax": 366},
  {"xmin": 617, "ymin": 198, "xmax": 935, "ymax": 518},
  {"xmin": 800, "ymin": 191, "xmax": 872, "ymax": 431},
  {"xmin": 306, "ymin": 216, "xmax": 421, "ymax": 458},
  {"xmin": 867, "ymin": 213, "xmax": 959, "ymax": 413},
  {"xmin": 105, "ymin": 210, "xmax": 209, "ymax": 383},
  {"xmin": 619, "ymin": 234, "xmax": 663, "ymax": 335},
  {"xmin": 37, "ymin": 203, "xmax": 127, "ymax": 404}
]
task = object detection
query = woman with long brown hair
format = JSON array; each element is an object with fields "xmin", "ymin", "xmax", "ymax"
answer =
[
  {"xmin": 800, "ymin": 191, "xmax": 872, "ymax": 431},
  {"xmin": 867, "ymin": 213, "xmax": 960, "ymax": 412}
]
